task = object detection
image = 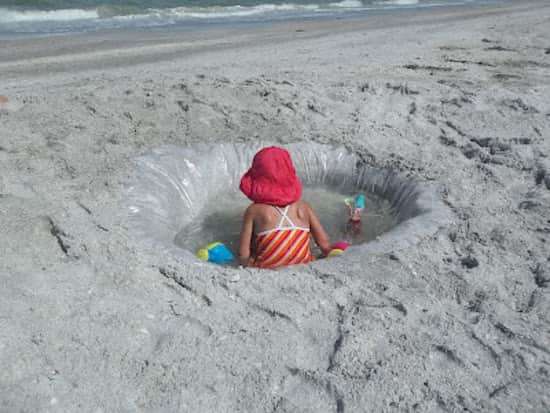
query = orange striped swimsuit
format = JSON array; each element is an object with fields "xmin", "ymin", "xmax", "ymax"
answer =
[{"xmin": 253, "ymin": 205, "xmax": 313, "ymax": 269}]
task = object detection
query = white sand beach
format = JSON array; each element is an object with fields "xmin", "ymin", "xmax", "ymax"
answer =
[{"xmin": 1, "ymin": 1, "xmax": 549, "ymax": 411}]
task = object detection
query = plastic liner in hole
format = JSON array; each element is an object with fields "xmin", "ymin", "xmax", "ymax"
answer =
[{"xmin": 125, "ymin": 143, "xmax": 453, "ymax": 262}]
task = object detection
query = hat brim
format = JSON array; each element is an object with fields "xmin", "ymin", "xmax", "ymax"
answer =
[{"xmin": 240, "ymin": 172, "xmax": 302, "ymax": 207}]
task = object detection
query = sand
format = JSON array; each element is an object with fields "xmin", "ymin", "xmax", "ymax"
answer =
[{"xmin": 1, "ymin": 1, "xmax": 549, "ymax": 411}]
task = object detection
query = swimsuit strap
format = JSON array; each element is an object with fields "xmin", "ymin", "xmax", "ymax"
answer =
[
  {"xmin": 255, "ymin": 204, "xmax": 310, "ymax": 237},
  {"xmin": 274, "ymin": 205, "xmax": 296, "ymax": 229}
]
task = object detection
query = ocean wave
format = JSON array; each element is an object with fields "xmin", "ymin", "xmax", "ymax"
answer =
[
  {"xmin": 329, "ymin": 0, "xmax": 363, "ymax": 8},
  {"xmin": 0, "ymin": 3, "xmax": 348, "ymax": 25},
  {"xmin": 0, "ymin": 8, "xmax": 99, "ymax": 23},
  {"xmin": 0, "ymin": 0, "xmax": 464, "ymax": 32},
  {"xmin": 376, "ymin": 0, "xmax": 419, "ymax": 5},
  {"xmin": 140, "ymin": 3, "xmax": 323, "ymax": 19}
]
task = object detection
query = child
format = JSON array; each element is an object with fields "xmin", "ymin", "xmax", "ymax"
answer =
[{"xmin": 238, "ymin": 146, "xmax": 331, "ymax": 269}]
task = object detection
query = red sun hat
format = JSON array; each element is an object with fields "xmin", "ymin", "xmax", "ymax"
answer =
[{"xmin": 240, "ymin": 146, "xmax": 302, "ymax": 207}]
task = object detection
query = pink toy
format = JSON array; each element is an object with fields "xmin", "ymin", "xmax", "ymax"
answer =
[{"xmin": 328, "ymin": 241, "xmax": 350, "ymax": 257}]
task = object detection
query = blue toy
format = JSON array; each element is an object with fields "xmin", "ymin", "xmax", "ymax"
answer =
[
  {"xmin": 354, "ymin": 194, "xmax": 366, "ymax": 210},
  {"xmin": 197, "ymin": 242, "xmax": 235, "ymax": 264}
]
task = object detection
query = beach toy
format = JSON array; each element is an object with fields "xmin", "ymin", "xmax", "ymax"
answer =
[
  {"xmin": 355, "ymin": 194, "xmax": 366, "ymax": 209},
  {"xmin": 196, "ymin": 242, "xmax": 235, "ymax": 264},
  {"xmin": 345, "ymin": 194, "xmax": 366, "ymax": 222},
  {"xmin": 344, "ymin": 195, "xmax": 366, "ymax": 210},
  {"xmin": 328, "ymin": 241, "xmax": 350, "ymax": 258}
]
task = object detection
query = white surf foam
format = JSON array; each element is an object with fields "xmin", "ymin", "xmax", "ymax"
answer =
[
  {"xmin": 0, "ymin": 8, "xmax": 99, "ymax": 23},
  {"xmin": 328, "ymin": 0, "xmax": 363, "ymax": 8},
  {"xmin": 378, "ymin": 0, "xmax": 419, "ymax": 5},
  {"xmin": 140, "ymin": 3, "xmax": 321, "ymax": 19}
]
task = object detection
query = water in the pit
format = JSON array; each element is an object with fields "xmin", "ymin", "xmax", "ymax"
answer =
[{"xmin": 174, "ymin": 186, "xmax": 397, "ymax": 257}]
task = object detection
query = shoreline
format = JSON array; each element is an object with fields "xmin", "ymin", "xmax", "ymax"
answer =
[
  {"xmin": 1, "ymin": 0, "xmax": 546, "ymax": 83},
  {"xmin": 0, "ymin": 0, "xmax": 509, "ymax": 40}
]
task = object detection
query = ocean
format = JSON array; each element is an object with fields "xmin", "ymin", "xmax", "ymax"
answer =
[{"xmin": 0, "ymin": 0, "xmax": 495, "ymax": 35}]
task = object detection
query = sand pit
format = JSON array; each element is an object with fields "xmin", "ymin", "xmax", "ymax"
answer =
[{"xmin": 126, "ymin": 143, "xmax": 451, "ymax": 264}]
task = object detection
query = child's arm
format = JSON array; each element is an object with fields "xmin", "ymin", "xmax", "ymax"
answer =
[
  {"xmin": 238, "ymin": 205, "xmax": 255, "ymax": 266},
  {"xmin": 306, "ymin": 203, "xmax": 331, "ymax": 256}
]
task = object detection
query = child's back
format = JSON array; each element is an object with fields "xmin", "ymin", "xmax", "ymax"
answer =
[
  {"xmin": 240, "ymin": 200, "xmax": 330, "ymax": 268},
  {"xmin": 250, "ymin": 200, "xmax": 309, "ymax": 234},
  {"xmin": 237, "ymin": 146, "xmax": 331, "ymax": 268}
]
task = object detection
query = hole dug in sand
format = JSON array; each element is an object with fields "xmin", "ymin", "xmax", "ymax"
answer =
[{"xmin": 126, "ymin": 143, "xmax": 451, "ymax": 264}]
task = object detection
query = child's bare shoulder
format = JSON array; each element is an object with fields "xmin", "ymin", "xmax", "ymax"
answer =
[
  {"xmin": 296, "ymin": 200, "xmax": 312, "ymax": 212},
  {"xmin": 244, "ymin": 203, "xmax": 269, "ymax": 217},
  {"xmin": 295, "ymin": 200, "xmax": 313, "ymax": 220}
]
